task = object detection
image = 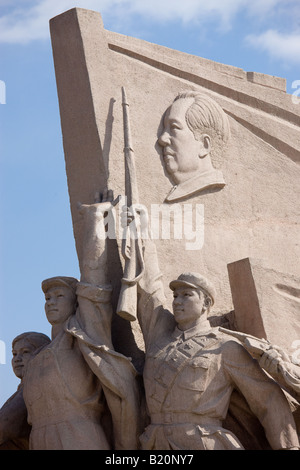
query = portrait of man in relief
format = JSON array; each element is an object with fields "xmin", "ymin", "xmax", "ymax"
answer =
[{"xmin": 158, "ymin": 91, "xmax": 230, "ymax": 202}]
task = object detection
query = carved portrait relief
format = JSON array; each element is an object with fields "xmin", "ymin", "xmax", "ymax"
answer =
[{"xmin": 158, "ymin": 91, "xmax": 230, "ymax": 202}]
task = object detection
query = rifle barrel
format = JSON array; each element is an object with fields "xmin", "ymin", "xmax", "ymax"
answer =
[
  {"xmin": 121, "ymin": 87, "xmax": 138, "ymax": 207},
  {"xmin": 122, "ymin": 87, "xmax": 132, "ymax": 151}
]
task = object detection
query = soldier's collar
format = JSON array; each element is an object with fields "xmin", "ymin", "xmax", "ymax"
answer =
[{"xmin": 173, "ymin": 319, "xmax": 212, "ymax": 340}]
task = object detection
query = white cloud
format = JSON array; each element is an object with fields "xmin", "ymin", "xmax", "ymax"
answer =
[
  {"xmin": 246, "ymin": 29, "xmax": 300, "ymax": 65},
  {"xmin": 0, "ymin": 0, "xmax": 113, "ymax": 43},
  {"xmin": 245, "ymin": 0, "xmax": 282, "ymax": 16},
  {"xmin": 0, "ymin": 0, "xmax": 261, "ymax": 44},
  {"xmin": 121, "ymin": 0, "xmax": 248, "ymax": 25},
  {"xmin": 0, "ymin": 0, "xmax": 299, "ymax": 71}
]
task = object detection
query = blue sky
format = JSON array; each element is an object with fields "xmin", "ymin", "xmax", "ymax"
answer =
[{"xmin": 0, "ymin": 0, "xmax": 300, "ymax": 405}]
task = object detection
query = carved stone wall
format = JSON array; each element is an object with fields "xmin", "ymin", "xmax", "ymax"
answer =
[{"xmin": 50, "ymin": 8, "xmax": 300, "ymax": 360}]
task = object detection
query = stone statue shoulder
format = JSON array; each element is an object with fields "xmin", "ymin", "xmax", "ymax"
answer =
[
  {"xmin": 190, "ymin": 327, "xmax": 224, "ymax": 351},
  {"xmin": 191, "ymin": 327, "xmax": 247, "ymax": 360}
]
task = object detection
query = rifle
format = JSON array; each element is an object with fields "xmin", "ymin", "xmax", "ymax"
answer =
[{"xmin": 116, "ymin": 87, "xmax": 145, "ymax": 322}]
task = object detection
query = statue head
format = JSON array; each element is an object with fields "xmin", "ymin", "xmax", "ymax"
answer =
[
  {"xmin": 158, "ymin": 91, "xmax": 230, "ymax": 187},
  {"xmin": 169, "ymin": 272, "xmax": 216, "ymax": 330},
  {"xmin": 42, "ymin": 276, "xmax": 78, "ymax": 327},
  {"xmin": 12, "ymin": 331, "xmax": 51, "ymax": 380}
]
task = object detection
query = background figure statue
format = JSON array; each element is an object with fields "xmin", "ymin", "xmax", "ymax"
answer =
[
  {"xmin": 258, "ymin": 345, "xmax": 300, "ymax": 398},
  {"xmin": 22, "ymin": 191, "xmax": 140, "ymax": 450},
  {"xmin": 123, "ymin": 207, "xmax": 299, "ymax": 450},
  {"xmin": 158, "ymin": 91, "xmax": 230, "ymax": 202},
  {"xmin": 0, "ymin": 332, "xmax": 50, "ymax": 450},
  {"xmin": 258, "ymin": 344, "xmax": 300, "ymax": 435},
  {"xmin": 219, "ymin": 329, "xmax": 300, "ymax": 444}
]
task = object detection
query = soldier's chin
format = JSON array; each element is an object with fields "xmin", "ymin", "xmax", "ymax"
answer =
[
  {"xmin": 13, "ymin": 365, "xmax": 24, "ymax": 379},
  {"xmin": 46, "ymin": 311, "xmax": 60, "ymax": 324},
  {"xmin": 173, "ymin": 309, "xmax": 185, "ymax": 322}
]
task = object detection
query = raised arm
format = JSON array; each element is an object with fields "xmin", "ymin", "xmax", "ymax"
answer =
[
  {"xmin": 69, "ymin": 190, "xmax": 118, "ymax": 348},
  {"xmin": 78, "ymin": 189, "xmax": 116, "ymax": 286},
  {"xmin": 68, "ymin": 191, "xmax": 141, "ymax": 450}
]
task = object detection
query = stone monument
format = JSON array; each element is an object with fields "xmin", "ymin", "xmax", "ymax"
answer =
[
  {"xmin": 49, "ymin": 7, "xmax": 300, "ymax": 333},
  {"xmin": 1, "ymin": 7, "xmax": 300, "ymax": 451}
]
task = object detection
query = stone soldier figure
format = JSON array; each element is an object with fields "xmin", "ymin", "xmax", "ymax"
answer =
[
  {"xmin": 123, "ymin": 208, "xmax": 299, "ymax": 450},
  {"xmin": 219, "ymin": 329, "xmax": 300, "ymax": 444},
  {"xmin": 258, "ymin": 345, "xmax": 300, "ymax": 400},
  {"xmin": 22, "ymin": 191, "xmax": 140, "ymax": 450},
  {"xmin": 258, "ymin": 343, "xmax": 300, "ymax": 436},
  {"xmin": 0, "ymin": 332, "xmax": 50, "ymax": 450}
]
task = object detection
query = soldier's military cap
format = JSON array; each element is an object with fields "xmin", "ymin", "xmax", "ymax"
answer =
[
  {"xmin": 169, "ymin": 272, "xmax": 216, "ymax": 306},
  {"xmin": 42, "ymin": 276, "xmax": 78, "ymax": 294}
]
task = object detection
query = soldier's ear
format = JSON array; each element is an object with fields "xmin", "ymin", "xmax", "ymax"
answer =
[{"xmin": 203, "ymin": 295, "xmax": 212, "ymax": 311}]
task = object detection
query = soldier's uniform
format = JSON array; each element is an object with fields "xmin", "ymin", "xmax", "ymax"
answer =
[
  {"xmin": 0, "ymin": 385, "xmax": 31, "ymax": 450},
  {"xmin": 23, "ymin": 279, "xmax": 140, "ymax": 450},
  {"xmin": 137, "ymin": 241, "xmax": 299, "ymax": 450}
]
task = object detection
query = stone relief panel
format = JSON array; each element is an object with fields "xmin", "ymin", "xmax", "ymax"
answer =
[{"xmin": 158, "ymin": 91, "xmax": 230, "ymax": 202}]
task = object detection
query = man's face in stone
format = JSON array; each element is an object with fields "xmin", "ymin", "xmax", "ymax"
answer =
[
  {"xmin": 12, "ymin": 338, "xmax": 36, "ymax": 379},
  {"xmin": 44, "ymin": 286, "xmax": 76, "ymax": 326},
  {"xmin": 158, "ymin": 98, "xmax": 208, "ymax": 184},
  {"xmin": 172, "ymin": 286, "xmax": 205, "ymax": 330}
]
